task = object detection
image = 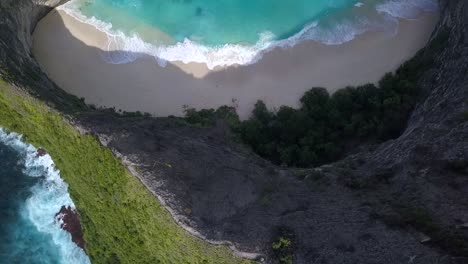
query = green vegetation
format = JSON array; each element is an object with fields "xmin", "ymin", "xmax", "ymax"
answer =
[
  {"xmin": 239, "ymin": 71, "xmax": 421, "ymax": 167},
  {"xmin": 183, "ymin": 105, "xmax": 240, "ymax": 128},
  {"xmin": 185, "ymin": 29, "xmax": 449, "ymax": 168},
  {"xmin": 0, "ymin": 67, "xmax": 13, "ymax": 81},
  {"xmin": 186, "ymin": 74, "xmax": 421, "ymax": 167},
  {"xmin": 271, "ymin": 229, "xmax": 294, "ymax": 264},
  {"xmin": 0, "ymin": 81, "xmax": 249, "ymax": 264}
]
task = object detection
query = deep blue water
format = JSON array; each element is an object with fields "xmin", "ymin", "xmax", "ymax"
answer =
[
  {"xmin": 0, "ymin": 130, "xmax": 90, "ymax": 264},
  {"xmin": 0, "ymin": 142, "xmax": 63, "ymax": 263}
]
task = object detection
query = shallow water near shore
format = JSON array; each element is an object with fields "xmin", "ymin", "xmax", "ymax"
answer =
[
  {"xmin": 0, "ymin": 129, "xmax": 90, "ymax": 264},
  {"xmin": 33, "ymin": 7, "xmax": 439, "ymax": 118},
  {"xmin": 60, "ymin": 0, "xmax": 438, "ymax": 68}
]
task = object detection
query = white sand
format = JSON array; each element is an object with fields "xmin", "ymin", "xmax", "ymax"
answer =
[{"xmin": 33, "ymin": 9, "xmax": 438, "ymax": 119}]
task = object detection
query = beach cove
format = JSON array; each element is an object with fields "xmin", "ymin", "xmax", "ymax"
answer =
[
  {"xmin": 33, "ymin": 2, "xmax": 439, "ymax": 119},
  {"xmin": 3, "ymin": 0, "xmax": 468, "ymax": 262}
]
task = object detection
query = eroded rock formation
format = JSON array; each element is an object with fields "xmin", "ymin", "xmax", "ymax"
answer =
[
  {"xmin": 55, "ymin": 205, "xmax": 86, "ymax": 250},
  {"xmin": 1, "ymin": 0, "xmax": 467, "ymax": 263}
]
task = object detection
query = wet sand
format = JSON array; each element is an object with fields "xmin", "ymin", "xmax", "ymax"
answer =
[{"xmin": 33, "ymin": 9, "xmax": 438, "ymax": 119}]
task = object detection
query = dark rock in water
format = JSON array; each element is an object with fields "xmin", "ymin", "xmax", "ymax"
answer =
[
  {"xmin": 75, "ymin": 1, "xmax": 468, "ymax": 261},
  {"xmin": 1, "ymin": 0, "xmax": 468, "ymax": 263},
  {"xmin": 55, "ymin": 205, "xmax": 85, "ymax": 250},
  {"xmin": 36, "ymin": 148, "xmax": 47, "ymax": 157}
]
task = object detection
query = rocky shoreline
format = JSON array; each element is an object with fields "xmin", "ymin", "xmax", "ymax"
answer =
[
  {"xmin": 1, "ymin": 0, "xmax": 468, "ymax": 263},
  {"xmin": 36, "ymin": 147, "xmax": 86, "ymax": 251},
  {"xmin": 34, "ymin": 147, "xmax": 86, "ymax": 251},
  {"xmin": 55, "ymin": 205, "xmax": 86, "ymax": 250}
]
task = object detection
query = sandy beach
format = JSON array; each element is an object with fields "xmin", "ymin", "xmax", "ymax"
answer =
[{"xmin": 32, "ymin": 9, "xmax": 439, "ymax": 119}]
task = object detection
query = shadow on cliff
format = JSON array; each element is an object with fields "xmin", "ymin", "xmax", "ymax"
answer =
[
  {"xmin": 30, "ymin": 7, "xmax": 442, "ymax": 120},
  {"xmin": 3, "ymin": 1, "xmax": 468, "ymax": 263},
  {"xmin": 31, "ymin": 8, "xmax": 312, "ymax": 119},
  {"xmin": 45, "ymin": 8, "xmax": 468, "ymax": 264}
]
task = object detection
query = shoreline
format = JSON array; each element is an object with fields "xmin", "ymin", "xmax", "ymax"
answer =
[
  {"xmin": 0, "ymin": 79, "xmax": 250, "ymax": 263},
  {"xmin": 0, "ymin": 128, "xmax": 90, "ymax": 264},
  {"xmin": 33, "ymin": 9, "xmax": 439, "ymax": 119}
]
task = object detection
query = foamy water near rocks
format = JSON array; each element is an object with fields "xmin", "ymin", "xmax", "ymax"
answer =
[
  {"xmin": 0, "ymin": 128, "xmax": 90, "ymax": 264},
  {"xmin": 1, "ymin": 0, "xmax": 468, "ymax": 263}
]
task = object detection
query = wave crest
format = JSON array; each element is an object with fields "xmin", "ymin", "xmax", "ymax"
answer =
[
  {"xmin": 376, "ymin": 0, "xmax": 439, "ymax": 19},
  {"xmin": 59, "ymin": 0, "xmax": 438, "ymax": 69},
  {"xmin": 0, "ymin": 128, "xmax": 90, "ymax": 264}
]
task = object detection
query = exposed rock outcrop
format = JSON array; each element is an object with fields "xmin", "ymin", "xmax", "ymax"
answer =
[
  {"xmin": 55, "ymin": 205, "xmax": 86, "ymax": 250},
  {"xmin": 0, "ymin": 0, "xmax": 86, "ymax": 113},
  {"xmin": 36, "ymin": 147, "xmax": 47, "ymax": 157},
  {"xmin": 1, "ymin": 0, "xmax": 467, "ymax": 263}
]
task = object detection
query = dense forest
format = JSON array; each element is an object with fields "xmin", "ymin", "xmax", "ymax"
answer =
[
  {"xmin": 238, "ymin": 72, "xmax": 420, "ymax": 167},
  {"xmin": 184, "ymin": 31, "xmax": 445, "ymax": 167}
]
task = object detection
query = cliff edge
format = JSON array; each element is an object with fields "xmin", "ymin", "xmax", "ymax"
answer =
[{"xmin": 1, "ymin": 1, "xmax": 467, "ymax": 263}]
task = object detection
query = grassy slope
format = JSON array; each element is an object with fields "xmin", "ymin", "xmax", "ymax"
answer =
[{"xmin": 0, "ymin": 79, "xmax": 249, "ymax": 264}]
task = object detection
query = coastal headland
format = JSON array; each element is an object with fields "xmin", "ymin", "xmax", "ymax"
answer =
[{"xmin": 1, "ymin": 0, "xmax": 468, "ymax": 263}]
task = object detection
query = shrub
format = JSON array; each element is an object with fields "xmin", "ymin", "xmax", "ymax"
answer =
[
  {"xmin": 183, "ymin": 105, "xmax": 240, "ymax": 128},
  {"xmin": 272, "ymin": 229, "xmax": 294, "ymax": 264}
]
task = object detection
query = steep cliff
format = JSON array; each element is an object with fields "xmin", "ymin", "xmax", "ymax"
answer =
[
  {"xmin": 1, "ymin": 0, "xmax": 467, "ymax": 263},
  {"xmin": 0, "ymin": 0, "xmax": 86, "ymax": 112}
]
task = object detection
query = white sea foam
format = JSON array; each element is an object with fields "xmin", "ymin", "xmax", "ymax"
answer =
[
  {"xmin": 376, "ymin": 0, "xmax": 439, "ymax": 19},
  {"xmin": 58, "ymin": 0, "xmax": 438, "ymax": 69},
  {"xmin": 0, "ymin": 128, "xmax": 90, "ymax": 264}
]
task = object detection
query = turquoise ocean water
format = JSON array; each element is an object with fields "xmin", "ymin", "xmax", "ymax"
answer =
[
  {"xmin": 60, "ymin": 0, "xmax": 438, "ymax": 68},
  {"xmin": 78, "ymin": 0, "xmax": 358, "ymax": 45}
]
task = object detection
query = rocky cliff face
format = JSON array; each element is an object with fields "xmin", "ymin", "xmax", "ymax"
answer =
[
  {"xmin": 1, "ymin": 1, "xmax": 467, "ymax": 263},
  {"xmin": 0, "ymin": 0, "xmax": 86, "ymax": 112}
]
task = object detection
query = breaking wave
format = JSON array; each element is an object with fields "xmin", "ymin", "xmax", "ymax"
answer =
[
  {"xmin": 58, "ymin": 0, "xmax": 438, "ymax": 69},
  {"xmin": 0, "ymin": 128, "xmax": 90, "ymax": 264}
]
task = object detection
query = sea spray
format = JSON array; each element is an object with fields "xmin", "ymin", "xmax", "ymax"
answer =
[
  {"xmin": 58, "ymin": 0, "xmax": 438, "ymax": 69},
  {"xmin": 376, "ymin": 0, "xmax": 439, "ymax": 19},
  {"xmin": 0, "ymin": 128, "xmax": 90, "ymax": 264}
]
